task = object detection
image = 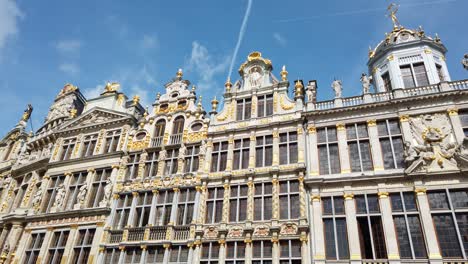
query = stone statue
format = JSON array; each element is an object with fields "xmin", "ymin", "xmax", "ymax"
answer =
[
  {"xmin": 306, "ymin": 81, "xmax": 317, "ymax": 103},
  {"xmin": 53, "ymin": 184, "xmax": 66, "ymax": 210},
  {"xmin": 1, "ymin": 243, "xmax": 10, "ymax": 258},
  {"xmin": 101, "ymin": 178, "xmax": 113, "ymax": 206},
  {"xmin": 46, "ymin": 95, "xmax": 76, "ymax": 122},
  {"xmin": 249, "ymin": 67, "xmax": 263, "ymax": 87},
  {"xmin": 76, "ymin": 184, "xmax": 88, "ymax": 206},
  {"xmin": 31, "ymin": 185, "xmax": 43, "ymax": 213},
  {"xmin": 1, "ymin": 176, "xmax": 12, "ymax": 190},
  {"xmin": 199, "ymin": 140, "xmax": 207, "ymax": 156},
  {"xmin": 404, "ymin": 141, "xmax": 418, "ymax": 164},
  {"xmin": 463, "ymin": 54, "xmax": 468, "ymax": 70},
  {"xmin": 179, "ymin": 145, "xmax": 187, "ymax": 159},
  {"xmin": 159, "ymin": 150, "xmax": 167, "ymax": 161},
  {"xmin": 331, "ymin": 80, "xmax": 342, "ymax": 98},
  {"xmin": 360, "ymin": 73, "xmax": 372, "ymax": 94}
]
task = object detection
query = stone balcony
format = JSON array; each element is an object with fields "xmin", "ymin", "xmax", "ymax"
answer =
[{"xmin": 106, "ymin": 225, "xmax": 192, "ymax": 244}]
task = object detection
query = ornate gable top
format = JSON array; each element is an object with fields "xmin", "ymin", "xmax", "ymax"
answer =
[
  {"xmin": 238, "ymin": 51, "xmax": 272, "ymax": 75},
  {"xmin": 60, "ymin": 108, "xmax": 135, "ymax": 132}
]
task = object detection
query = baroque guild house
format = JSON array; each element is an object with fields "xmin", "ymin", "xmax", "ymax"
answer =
[{"xmin": 0, "ymin": 17, "xmax": 467, "ymax": 264}]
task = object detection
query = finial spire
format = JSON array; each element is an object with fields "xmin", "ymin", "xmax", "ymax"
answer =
[
  {"xmin": 386, "ymin": 3, "xmax": 400, "ymax": 28},
  {"xmin": 225, "ymin": 77, "xmax": 232, "ymax": 92},
  {"xmin": 176, "ymin": 68, "xmax": 183, "ymax": 79},
  {"xmin": 280, "ymin": 65, "xmax": 288, "ymax": 81},
  {"xmin": 211, "ymin": 96, "xmax": 219, "ymax": 113}
]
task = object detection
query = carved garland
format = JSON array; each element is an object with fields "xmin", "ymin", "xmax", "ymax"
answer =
[{"xmin": 280, "ymin": 94, "xmax": 294, "ymax": 110}]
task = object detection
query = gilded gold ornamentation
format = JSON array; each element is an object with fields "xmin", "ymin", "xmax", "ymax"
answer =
[
  {"xmin": 447, "ymin": 108, "xmax": 458, "ymax": 116},
  {"xmin": 273, "ymin": 92, "xmax": 278, "ymax": 112},
  {"xmin": 307, "ymin": 125, "xmax": 316, "ymax": 134},
  {"xmin": 424, "ymin": 48, "xmax": 432, "ymax": 54},
  {"xmin": 414, "ymin": 187, "xmax": 427, "ymax": 195},
  {"xmin": 311, "ymin": 195, "xmax": 320, "ymax": 202},
  {"xmin": 378, "ymin": 191, "xmax": 389, "ymax": 198},
  {"xmin": 297, "ymin": 127, "xmax": 304, "ymax": 135},
  {"xmin": 387, "ymin": 54, "xmax": 394, "ymax": 61},
  {"xmin": 238, "ymin": 51, "xmax": 272, "ymax": 73},
  {"xmin": 129, "ymin": 134, "xmax": 150, "ymax": 151},
  {"xmin": 367, "ymin": 119, "xmax": 377, "ymax": 127},
  {"xmin": 399, "ymin": 114, "xmax": 409, "ymax": 122},
  {"xmin": 280, "ymin": 94, "xmax": 294, "ymax": 110},
  {"xmin": 21, "ymin": 178, "xmax": 37, "ymax": 207},
  {"xmin": 343, "ymin": 193, "xmax": 354, "ymax": 200},
  {"xmin": 336, "ymin": 123, "xmax": 345, "ymax": 131},
  {"xmin": 280, "ymin": 65, "xmax": 288, "ymax": 81},
  {"xmin": 52, "ymin": 138, "xmax": 63, "ymax": 161}
]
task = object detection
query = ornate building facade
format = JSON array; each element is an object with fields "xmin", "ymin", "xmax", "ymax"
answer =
[{"xmin": 0, "ymin": 19, "xmax": 467, "ymax": 264}]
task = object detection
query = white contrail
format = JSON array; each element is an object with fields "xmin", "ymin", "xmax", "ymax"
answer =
[{"xmin": 227, "ymin": 0, "xmax": 253, "ymax": 81}]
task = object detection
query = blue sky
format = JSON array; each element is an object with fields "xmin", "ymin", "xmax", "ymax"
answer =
[{"xmin": 0, "ymin": 0, "xmax": 467, "ymax": 136}]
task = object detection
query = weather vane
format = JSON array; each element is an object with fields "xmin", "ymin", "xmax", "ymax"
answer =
[{"xmin": 386, "ymin": 3, "xmax": 400, "ymax": 28}]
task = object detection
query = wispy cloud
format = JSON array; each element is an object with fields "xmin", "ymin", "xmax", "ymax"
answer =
[
  {"xmin": 56, "ymin": 39, "xmax": 81, "ymax": 56},
  {"xmin": 273, "ymin": 32, "xmax": 287, "ymax": 46},
  {"xmin": 186, "ymin": 41, "xmax": 230, "ymax": 92},
  {"xmin": 0, "ymin": 0, "xmax": 23, "ymax": 53},
  {"xmin": 59, "ymin": 63, "xmax": 80, "ymax": 75},
  {"xmin": 141, "ymin": 34, "xmax": 157, "ymax": 50},
  {"xmin": 83, "ymin": 84, "xmax": 104, "ymax": 99}
]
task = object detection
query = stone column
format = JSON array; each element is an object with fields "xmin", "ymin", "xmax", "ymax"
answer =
[
  {"xmin": 307, "ymin": 125, "xmax": 319, "ymax": 177},
  {"xmin": 272, "ymin": 129, "xmax": 280, "ymax": 166},
  {"xmin": 447, "ymin": 108, "xmax": 465, "ymax": 143},
  {"xmin": 89, "ymin": 222, "xmax": 105, "ymax": 264},
  {"xmin": 0, "ymin": 225, "xmax": 10, "ymax": 249},
  {"xmin": 139, "ymin": 245, "xmax": 147, "ymax": 264},
  {"xmin": 311, "ymin": 194, "xmax": 325, "ymax": 264},
  {"xmin": 226, "ymin": 135, "xmax": 234, "ymax": 171},
  {"xmin": 399, "ymin": 115, "xmax": 413, "ymax": 143},
  {"xmin": 170, "ymin": 188, "xmax": 180, "ymax": 225},
  {"xmin": 117, "ymin": 125, "xmax": 130, "ymax": 151},
  {"xmin": 127, "ymin": 192, "xmax": 139, "ymax": 227},
  {"xmin": 198, "ymin": 185, "xmax": 208, "ymax": 224},
  {"xmin": 378, "ymin": 191, "xmax": 400, "ymax": 263},
  {"xmin": 222, "ymin": 183, "xmax": 230, "ymax": 223},
  {"xmin": 12, "ymin": 228, "xmax": 29, "ymax": 264},
  {"xmin": 301, "ymin": 232, "xmax": 311, "ymax": 264},
  {"xmin": 192, "ymin": 186, "xmax": 202, "ymax": 222},
  {"xmin": 251, "ymin": 95, "xmax": 258, "ymax": 119},
  {"xmin": 118, "ymin": 246, "xmax": 126, "ymax": 264},
  {"xmin": 271, "ymin": 176, "xmax": 279, "ymax": 221},
  {"xmin": 367, "ymin": 119, "xmax": 385, "ymax": 172},
  {"xmin": 138, "ymin": 152, "xmax": 148, "ymax": 180},
  {"xmin": 82, "ymin": 168, "xmax": 95, "ymax": 209},
  {"xmin": 344, "ymin": 193, "xmax": 362, "ymax": 263},
  {"xmin": 36, "ymin": 175, "xmax": 52, "ymax": 214},
  {"xmin": 156, "ymin": 151, "xmax": 166, "ymax": 178},
  {"xmin": 244, "ymin": 238, "xmax": 252, "ymax": 264},
  {"xmin": 148, "ymin": 190, "xmax": 159, "ymax": 226},
  {"xmin": 271, "ymin": 237, "xmax": 280, "ymax": 264},
  {"xmin": 387, "ymin": 53, "xmax": 403, "ymax": 89},
  {"xmin": 247, "ymin": 179, "xmax": 254, "ymax": 221},
  {"xmin": 297, "ymin": 125, "xmax": 305, "ymax": 164},
  {"xmin": 5, "ymin": 223, "xmax": 23, "ymax": 264},
  {"xmin": 94, "ymin": 129, "xmax": 106, "ymax": 155},
  {"xmin": 61, "ymin": 224, "xmax": 79, "ymax": 263},
  {"xmin": 414, "ymin": 187, "xmax": 443, "ymax": 263},
  {"xmin": 107, "ymin": 193, "xmax": 120, "ymax": 228},
  {"xmin": 204, "ymin": 140, "xmax": 213, "ymax": 173},
  {"xmin": 298, "ymin": 174, "xmax": 307, "ymax": 222},
  {"xmin": 336, "ymin": 123, "xmax": 351, "ymax": 174},
  {"xmin": 421, "ymin": 48, "xmax": 439, "ymax": 84},
  {"xmin": 218, "ymin": 240, "xmax": 226, "ymax": 264},
  {"xmin": 248, "ymin": 133, "xmax": 256, "ymax": 169},
  {"xmin": 192, "ymin": 242, "xmax": 201, "ymax": 264},
  {"xmin": 36, "ymin": 227, "xmax": 54, "ymax": 264}
]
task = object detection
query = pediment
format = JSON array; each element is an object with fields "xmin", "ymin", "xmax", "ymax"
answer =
[{"xmin": 61, "ymin": 108, "xmax": 135, "ymax": 131}]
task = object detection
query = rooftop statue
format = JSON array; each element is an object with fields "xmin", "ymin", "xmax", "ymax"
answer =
[
  {"xmin": 331, "ymin": 80, "xmax": 342, "ymax": 98},
  {"xmin": 360, "ymin": 73, "xmax": 372, "ymax": 94},
  {"xmin": 463, "ymin": 54, "xmax": 468, "ymax": 70},
  {"xmin": 386, "ymin": 3, "xmax": 400, "ymax": 28}
]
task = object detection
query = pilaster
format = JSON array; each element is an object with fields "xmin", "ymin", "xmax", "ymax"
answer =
[
  {"xmin": 344, "ymin": 193, "xmax": 361, "ymax": 263},
  {"xmin": 222, "ymin": 182, "xmax": 230, "ymax": 223},
  {"xmin": 447, "ymin": 108, "xmax": 465, "ymax": 143},
  {"xmin": 247, "ymin": 180, "xmax": 254, "ymax": 221},
  {"xmin": 272, "ymin": 129, "xmax": 280, "ymax": 166},
  {"xmin": 399, "ymin": 115, "xmax": 412, "ymax": 143},
  {"xmin": 244, "ymin": 238, "xmax": 252, "ymax": 264},
  {"xmin": 218, "ymin": 240, "xmax": 226, "ymax": 264},
  {"xmin": 367, "ymin": 119, "xmax": 384, "ymax": 171},
  {"xmin": 248, "ymin": 132, "xmax": 256, "ymax": 169},
  {"xmin": 307, "ymin": 125, "xmax": 319, "ymax": 177},
  {"xmin": 378, "ymin": 191, "xmax": 400, "ymax": 263},
  {"xmin": 311, "ymin": 194, "xmax": 325, "ymax": 263},
  {"xmin": 61, "ymin": 224, "xmax": 79, "ymax": 263},
  {"xmin": 271, "ymin": 176, "xmax": 279, "ymax": 220},
  {"xmin": 297, "ymin": 125, "xmax": 305, "ymax": 163},
  {"xmin": 226, "ymin": 135, "xmax": 234, "ymax": 171},
  {"xmin": 271, "ymin": 237, "xmax": 279, "ymax": 264},
  {"xmin": 336, "ymin": 123, "xmax": 350, "ymax": 174}
]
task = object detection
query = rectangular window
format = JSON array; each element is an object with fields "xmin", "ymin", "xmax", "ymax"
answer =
[
  {"xmin": 164, "ymin": 149, "xmax": 179, "ymax": 175},
  {"xmin": 113, "ymin": 194, "xmax": 133, "ymax": 229},
  {"xmin": 144, "ymin": 151, "xmax": 159, "ymax": 178},
  {"xmin": 381, "ymin": 72, "xmax": 392, "ymax": 91},
  {"xmin": 103, "ymin": 248, "xmax": 119, "ymax": 264},
  {"xmin": 184, "ymin": 145, "xmax": 200, "ymax": 173},
  {"xmin": 125, "ymin": 247, "xmax": 142, "ymax": 264},
  {"xmin": 458, "ymin": 110, "xmax": 468, "ymax": 137},
  {"xmin": 177, "ymin": 188, "xmax": 196, "ymax": 225},
  {"xmin": 254, "ymin": 182, "xmax": 272, "ymax": 221},
  {"xmin": 88, "ymin": 168, "xmax": 111, "ymax": 207},
  {"xmin": 200, "ymin": 242, "xmax": 219, "ymax": 264},
  {"xmin": 103, "ymin": 129, "xmax": 121, "ymax": 153},
  {"xmin": 60, "ymin": 138, "xmax": 76, "ymax": 161},
  {"xmin": 46, "ymin": 230, "xmax": 69, "ymax": 264},
  {"xmin": 390, "ymin": 192, "xmax": 427, "ymax": 259},
  {"xmin": 226, "ymin": 241, "xmax": 246, "ymax": 264},
  {"xmin": 322, "ymin": 196, "xmax": 349, "ymax": 260},
  {"xmin": 205, "ymin": 187, "xmax": 224, "ymax": 224},
  {"xmin": 24, "ymin": 232, "xmax": 45, "ymax": 264},
  {"xmin": 377, "ymin": 119, "xmax": 405, "ymax": 169},
  {"xmin": 43, "ymin": 175, "xmax": 66, "ymax": 213},
  {"xmin": 279, "ymin": 180, "xmax": 300, "ymax": 219},
  {"xmin": 154, "ymin": 190, "xmax": 174, "ymax": 226},
  {"xmin": 80, "ymin": 134, "xmax": 98, "ymax": 158},
  {"xmin": 211, "ymin": 142, "xmax": 228, "ymax": 172},
  {"xmin": 257, "ymin": 94, "xmax": 274, "ymax": 117},
  {"xmin": 255, "ymin": 135, "xmax": 273, "ymax": 167},
  {"xmin": 72, "ymin": 228, "xmax": 95, "ymax": 264},
  {"xmin": 133, "ymin": 192, "xmax": 153, "ymax": 227},
  {"xmin": 145, "ymin": 246, "xmax": 164, "ymax": 264},
  {"xmin": 279, "ymin": 240, "xmax": 301, "ymax": 264},
  {"xmin": 125, "ymin": 154, "xmax": 141, "ymax": 180},
  {"xmin": 347, "ymin": 123, "xmax": 373, "ymax": 172},
  {"xmin": 252, "ymin": 240, "xmax": 272, "ymax": 264},
  {"xmin": 436, "ymin": 64, "xmax": 445, "ymax": 82},
  {"xmin": 317, "ymin": 127, "xmax": 340, "ymax": 175},
  {"xmin": 355, "ymin": 194, "xmax": 387, "ymax": 260},
  {"xmin": 65, "ymin": 171, "xmax": 87, "ymax": 210},
  {"xmin": 237, "ymin": 98, "xmax": 252, "ymax": 121},
  {"xmin": 400, "ymin": 62, "xmax": 429, "ymax": 88},
  {"xmin": 169, "ymin": 245, "xmax": 188, "ymax": 264},
  {"xmin": 233, "ymin": 138, "xmax": 250, "ymax": 170},
  {"xmin": 230, "ymin": 185, "xmax": 248, "ymax": 222},
  {"xmin": 428, "ymin": 189, "xmax": 468, "ymax": 258},
  {"xmin": 279, "ymin": 131, "xmax": 298, "ymax": 165}
]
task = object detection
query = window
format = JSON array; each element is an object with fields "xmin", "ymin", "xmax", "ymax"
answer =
[
  {"xmin": 103, "ymin": 248, "xmax": 119, "ymax": 264},
  {"xmin": 65, "ymin": 171, "xmax": 87, "ymax": 210},
  {"xmin": 428, "ymin": 189, "xmax": 468, "ymax": 258},
  {"xmin": 279, "ymin": 240, "xmax": 301, "ymax": 264},
  {"xmin": 153, "ymin": 120, "xmax": 166, "ymax": 147},
  {"xmin": 230, "ymin": 185, "xmax": 248, "ymax": 222},
  {"xmin": 254, "ymin": 182, "xmax": 272, "ymax": 221},
  {"xmin": 252, "ymin": 240, "xmax": 272, "ymax": 264},
  {"xmin": 177, "ymin": 188, "xmax": 196, "ymax": 225},
  {"xmin": 279, "ymin": 132, "xmax": 298, "ymax": 165},
  {"xmin": 145, "ymin": 246, "xmax": 164, "ymax": 264},
  {"xmin": 201, "ymin": 242, "xmax": 219, "ymax": 264},
  {"xmin": 233, "ymin": 138, "xmax": 250, "ymax": 170},
  {"xmin": 13, "ymin": 176, "xmax": 27, "ymax": 210},
  {"xmin": 322, "ymin": 196, "xmax": 349, "ymax": 260},
  {"xmin": 164, "ymin": 149, "xmax": 179, "ymax": 175},
  {"xmin": 169, "ymin": 245, "xmax": 188, "ymax": 264},
  {"xmin": 400, "ymin": 62, "xmax": 429, "ymax": 88},
  {"xmin": 355, "ymin": 194, "xmax": 387, "ymax": 260},
  {"xmin": 43, "ymin": 175, "xmax": 66, "ymax": 213},
  {"xmin": 24, "ymin": 232, "xmax": 45, "ymax": 264},
  {"xmin": 88, "ymin": 168, "xmax": 111, "ymax": 207},
  {"xmin": 436, "ymin": 64, "xmax": 445, "ymax": 82},
  {"xmin": 72, "ymin": 228, "xmax": 95, "ymax": 264},
  {"xmin": 154, "ymin": 190, "xmax": 174, "ymax": 226},
  {"xmin": 205, "ymin": 187, "xmax": 224, "ymax": 224},
  {"xmin": 103, "ymin": 130, "xmax": 121, "ymax": 153},
  {"xmin": 255, "ymin": 135, "xmax": 273, "ymax": 167},
  {"xmin": 381, "ymin": 72, "xmax": 392, "ymax": 91},
  {"xmin": 124, "ymin": 247, "xmax": 142, "ymax": 264},
  {"xmin": 257, "ymin": 94, "xmax": 274, "ymax": 117},
  {"xmin": 347, "ymin": 123, "xmax": 373, "ymax": 172},
  {"xmin": 133, "ymin": 192, "xmax": 153, "ymax": 227},
  {"xmin": 46, "ymin": 230, "xmax": 69, "ymax": 264},
  {"xmin": 390, "ymin": 192, "xmax": 427, "ymax": 259},
  {"xmin": 226, "ymin": 241, "xmax": 245, "ymax": 264},
  {"xmin": 211, "ymin": 141, "xmax": 228, "ymax": 172},
  {"xmin": 170, "ymin": 116, "xmax": 184, "ymax": 144},
  {"xmin": 144, "ymin": 151, "xmax": 159, "ymax": 178},
  {"xmin": 279, "ymin": 181, "xmax": 300, "ymax": 219},
  {"xmin": 317, "ymin": 127, "xmax": 340, "ymax": 175},
  {"xmin": 80, "ymin": 134, "xmax": 98, "ymax": 158},
  {"xmin": 377, "ymin": 119, "xmax": 404, "ymax": 169},
  {"xmin": 458, "ymin": 111, "xmax": 468, "ymax": 137},
  {"xmin": 125, "ymin": 154, "xmax": 140, "ymax": 180},
  {"xmin": 113, "ymin": 194, "xmax": 133, "ymax": 229},
  {"xmin": 237, "ymin": 98, "xmax": 252, "ymax": 121},
  {"xmin": 184, "ymin": 145, "xmax": 200, "ymax": 173},
  {"xmin": 60, "ymin": 138, "xmax": 76, "ymax": 160}
]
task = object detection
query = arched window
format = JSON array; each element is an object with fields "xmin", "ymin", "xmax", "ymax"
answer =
[
  {"xmin": 152, "ymin": 120, "xmax": 166, "ymax": 147},
  {"xmin": 172, "ymin": 116, "xmax": 185, "ymax": 135}
]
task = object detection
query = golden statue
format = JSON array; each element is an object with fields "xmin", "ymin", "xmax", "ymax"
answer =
[
  {"xmin": 21, "ymin": 104, "xmax": 33, "ymax": 122},
  {"xmin": 104, "ymin": 82, "xmax": 120, "ymax": 93},
  {"xmin": 387, "ymin": 3, "xmax": 400, "ymax": 28}
]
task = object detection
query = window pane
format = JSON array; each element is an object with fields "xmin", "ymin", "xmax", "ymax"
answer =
[
  {"xmin": 324, "ymin": 219, "xmax": 337, "ymax": 259},
  {"xmin": 428, "ymin": 191, "xmax": 450, "ymax": 209},
  {"xmin": 433, "ymin": 214, "xmax": 463, "ymax": 258}
]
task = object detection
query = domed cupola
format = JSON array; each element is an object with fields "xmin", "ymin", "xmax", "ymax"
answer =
[{"xmin": 368, "ymin": 4, "xmax": 450, "ymax": 92}]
